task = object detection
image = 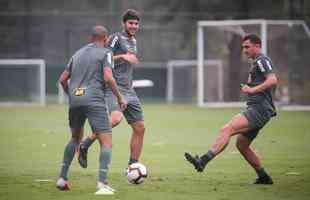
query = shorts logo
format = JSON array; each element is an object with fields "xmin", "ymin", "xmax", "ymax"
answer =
[{"xmin": 74, "ymin": 88, "xmax": 86, "ymax": 96}]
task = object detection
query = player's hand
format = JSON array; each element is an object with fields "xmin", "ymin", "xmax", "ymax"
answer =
[{"xmin": 241, "ymin": 84, "xmax": 255, "ymax": 94}]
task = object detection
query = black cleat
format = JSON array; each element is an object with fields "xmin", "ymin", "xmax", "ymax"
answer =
[
  {"xmin": 253, "ymin": 176, "xmax": 273, "ymax": 185},
  {"xmin": 184, "ymin": 152, "xmax": 205, "ymax": 172},
  {"xmin": 78, "ymin": 145, "xmax": 88, "ymax": 168}
]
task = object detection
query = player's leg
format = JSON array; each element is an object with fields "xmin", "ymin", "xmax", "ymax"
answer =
[
  {"xmin": 129, "ymin": 120, "xmax": 145, "ymax": 164},
  {"xmin": 85, "ymin": 105, "xmax": 115, "ymax": 194},
  {"xmin": 78, "ymin": 98, "xmax": 123, "ymax": 168},
  {"xmin": 57, "ymin": 107, "xmax": 86, "ymax": 190},
  {"xmin": 111, "ymin": 110, "xmax": 123, "ymax": 128},
  {"xmin": 97, "ymin": 133, "xmax": 113, "ymax": 184},
  {"xmin": 96, "ymin": 132, "xmax": 115, "ymax": 195},
  {"xmin": 123, "ymin": 97, "xmax": 145, "ymax": 165},
  {"xmin": 185, "ymin": 113, "xmax": 250, "ymax": 172},
  {"xmin": 236, "ymin": 134, "xmax": 273, "ymax": 184}
]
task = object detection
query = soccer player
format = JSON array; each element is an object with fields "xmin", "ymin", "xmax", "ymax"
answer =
[
  {"xmin": 185, "ymin": 34, "xmax": 277, "ymax": 184},
  {"xmin": 56, "ymin": 25, "xmax": 127, "ymax": 195},
  {"xmin": 78, "ymin": 9, "xmax": 146, "ymax": 168}
]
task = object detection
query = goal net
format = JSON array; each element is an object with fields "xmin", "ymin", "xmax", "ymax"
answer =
[
  {"xmin": 0, "ymin": 59, "xmax": 46, "ymax": 106},
  {"xmin": 166, "ymin": 60, "xmax": 223, "ymax": 103},
  {"xmin": 197, "ymin": 19, "xmax": 310, "ymax": 108}
]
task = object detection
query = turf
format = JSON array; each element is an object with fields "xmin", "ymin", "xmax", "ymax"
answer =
[{"xmin": 0, "ymin": 104, "xmax": 309, "ymax": 200}]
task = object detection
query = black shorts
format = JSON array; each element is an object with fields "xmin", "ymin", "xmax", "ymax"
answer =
[
  {"xmin": 69, "ymin": 105, "xmax": 111, "ymax": 134},
  {"xmin": 242, "ymin": 105, "xmax": 273, "ymax": 140}
]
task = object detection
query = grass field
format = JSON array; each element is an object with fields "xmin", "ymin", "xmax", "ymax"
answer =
[{"xmin": 0, "ymin": 103, "xmax": 310, "ymax": 200}]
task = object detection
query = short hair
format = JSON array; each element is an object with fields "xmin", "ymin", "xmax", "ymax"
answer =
[
  {"xmin": 242, "ymin": 34, "xmax": 261, "ymax": 46},
  {"xmin": 91, "ymin": 25, "xmax": 108, "ymax": 39},
  {"xmin": 122, "ymin": 9, "xmax": 140, "ymax": 23}
]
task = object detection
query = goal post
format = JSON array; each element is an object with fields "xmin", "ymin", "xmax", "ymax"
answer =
[
  {"xmin": 197, "ymin": 19, "xmax": 310, "ymax": 108},
  {"xmin": 0, "ymin": 59, "xmax": 46, "ymax": 106},
  {"xmin": 166, "ymin": 59, "xmax": 224, "ymax": 103}
]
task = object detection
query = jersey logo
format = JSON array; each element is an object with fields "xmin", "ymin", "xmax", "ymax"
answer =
[
  {"xmin": 110, "ymin": 36, "xmax": 118, "ymax": 48},
  {"xmin": 257, "ymin": 60, "xmax": 265, "ymax": 72},
  {"xmin": 265, "ymin": 60, "xmax": 272, "ymax": 70}
]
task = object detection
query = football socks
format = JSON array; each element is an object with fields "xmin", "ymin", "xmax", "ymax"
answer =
[
  {"xmin": 99, "ymin": 148, "xmax": 112, "ymax": 183},
  {"xmin": 59, "ymin": 140, "xmax": 78, "ymax": 180}
]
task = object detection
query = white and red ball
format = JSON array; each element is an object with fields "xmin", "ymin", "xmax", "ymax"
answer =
[{"xmin": 126, "ymin": 162, "xmax": 148, "ymax": 184}]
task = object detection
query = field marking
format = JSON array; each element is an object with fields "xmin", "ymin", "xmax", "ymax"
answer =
[
  {"xmin": 35, "ymin": 179, "xmax": 53, "ymax": 182},
  {"xmin": 285, "ymin": 172, "xmax": 301, "ymax": 175}
]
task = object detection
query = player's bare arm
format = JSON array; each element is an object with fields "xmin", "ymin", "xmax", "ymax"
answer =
[
  {"xmin": 104, "ymin": 67, "xmax": 127, "ymax": 110},
  {"xmin": 241, "ymin": 73, "xmax": 277, "ymax": 94},
  {"xmin": 113, "ymin": 52, "xmax": 140, "ymax": 64},
  {"xmin": 59, "ymin": 69, "xmax": 70, "ymax": 94}
]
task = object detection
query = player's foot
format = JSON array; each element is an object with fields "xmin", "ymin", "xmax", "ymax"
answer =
[
  {"xmin": 253, "ymin": 176, "xmax": 273, "ymax": 185},
  {"xmin": 78, "ymin": 144, "xmax": 88, "ymax": 168},
  {"xmin": 94, "ymin": 182, "xmax": 115, "ymax": 195},
  {"xmin": 184, "ymin": 152, "xmax": 205, "ymax": 172},
  {"xmin": 56, "ymin": 178, "xmax": 70, "ymax": 191}
]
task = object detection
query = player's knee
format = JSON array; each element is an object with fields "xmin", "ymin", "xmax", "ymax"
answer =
[
  {"xmin": 102, "ymin": 142, "xmax": 112, "ymax": 149},
  {"xmin": 98, "ymin": 134, "xmax": 112, "ymax": 149},
  {"xmin": 219, "ymin": 124, "xmax": 232, "ymax": 136},
  {"xmin": 112, "ymin": 115, "xmax": 123, "ymax": 126},
  {"xmin": 111, "ymin": 111, "xmax": 123, "ymax": 127},
  {"xmin": 133, "ymin": 121, "xmax": 145, "ymax": 135}
]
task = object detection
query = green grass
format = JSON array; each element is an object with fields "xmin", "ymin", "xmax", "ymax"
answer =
[{"xmin": 0, "ymin": 104, "xmax": 310, "ymax": 200}]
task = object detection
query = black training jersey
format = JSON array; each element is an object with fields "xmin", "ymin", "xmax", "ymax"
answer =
[
  {"xmin": 66, "ymin": 43, "xmax": 114, "ymax": 107},
  {"xmin": 107, "ymin": 31, "xmax": 138, "ymax": 91},
  {"xmin": 246, "ymin": 54, "xmax": 276, "ymax": 115}
]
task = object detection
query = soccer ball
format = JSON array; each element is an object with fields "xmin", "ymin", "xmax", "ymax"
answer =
[{"xmin": 126, "ymin": 162, "xmax": 148, "ymax": 184}]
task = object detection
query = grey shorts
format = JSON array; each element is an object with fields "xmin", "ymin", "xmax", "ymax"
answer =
[
  {"xmin": 69, "ymin": 105, "xmax": 111, "ymax": 134},
  {"xmin": 105, "ymin": 92, "xmax": 144, "ymax": 124},
  {"xmin": 242, "ymin": 105, "xmax": 272, "ymax": 140}
]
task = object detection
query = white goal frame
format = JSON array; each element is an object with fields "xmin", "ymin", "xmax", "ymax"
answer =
[
  {"xmin": 197, "ymin": 19, "xmax": 310, "ymax": 108},
  {"xmin": 166, "ymin": 59, "xmax": 224, "ymax": 103},
  {"xmin": 0, "ymin": 59, "xmax": 46, "ymax": 106}
]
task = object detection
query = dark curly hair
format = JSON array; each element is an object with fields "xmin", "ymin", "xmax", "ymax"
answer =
[{"xmin": 122, "ymin": 9, "xmax": 140, "ymax": 23}]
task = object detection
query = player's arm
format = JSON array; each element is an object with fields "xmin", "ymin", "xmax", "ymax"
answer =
[
  {"xmin": 242, "ymin": 73, "xmax": 277, "ymax": 94},
  {"xmin": 242, "ymin": 58, "xmax": 277, "ymax": 94},
  {"xmin": 59, "ymin": 70, "xmax": 70, "ymax": 94},
  {"xmin": 110, "ymin": 34, "xmax": 140, "ymax": 64},
  {"xmin": 113, "ymin": 51, "xmax": 140, "ymax": 64},
  {"xmin": 119, "ymin": 52, "xmax": 140, "ymax": 64},
  {"xmin": 104, "ymin": 67, "xmax": 127, "ymax": 110},
  {"xmin": 59, "ymin": 57, "xmax": 72, "ymax": 94}
]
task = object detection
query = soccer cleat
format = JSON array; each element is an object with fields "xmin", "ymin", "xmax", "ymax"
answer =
[
  {"xmin": 184, "ymin": 152, "xmax": 205, "ymax": 172},
  {"xmin": 253, "ymin": 176, "xmax": 274, "ymax": 185},
  {"xmin": 56, "ymin": 178, "xmax": 70, "ymax": 191},
  {"xmin": 78, "ymin": 144, "xmax": 88, "ymax": 168},
  {"xmin": 95, "ymin": 182, "xmax": 115, "ymax": 195}
]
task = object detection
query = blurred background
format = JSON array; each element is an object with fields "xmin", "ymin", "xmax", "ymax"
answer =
[{"xmin": 0, "ymin": 0, "xmax": 309, "ymax": 106}]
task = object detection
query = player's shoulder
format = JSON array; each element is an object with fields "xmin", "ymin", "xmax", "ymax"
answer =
[
  {"xmin": 255, "ymin": 54, "xmax": 272, "ymax": 63},
  {"xmin": 97, "ymin": 47, "xmax": 112, "ymax": 56},
  {"xmin": 104, "ymin": 47, "xmax": 113, "ymax": 56},
  {"xmin": 109, "ymin": 32, "xmax": 122, "ymax": 41},
  {"xmin": 254, "ymin": 54, "xmax": 274, "ymax": 72}
]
